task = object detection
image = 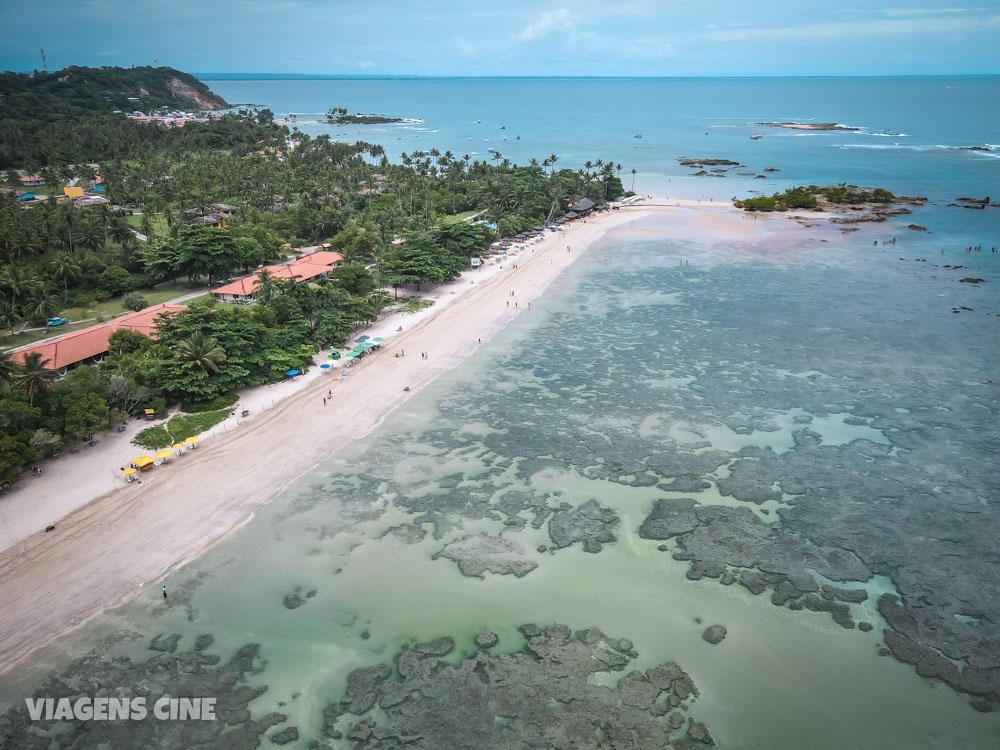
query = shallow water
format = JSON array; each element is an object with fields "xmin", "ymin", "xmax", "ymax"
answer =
[{"xmin": 2, "ymin": 215, "xmax": 998, "ymax": 748}]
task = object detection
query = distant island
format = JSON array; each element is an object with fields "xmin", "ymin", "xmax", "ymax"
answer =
[
  {"xmin": 734, "ymin": 184, "xmax": 927, "ymax": 213},
  {"xmin": 757, "ymin": 122, "xmax": 860, "ymax": 131},
  {"xmin": 325, "ymin": 107, "xmax": 403, "ymax": 124}
]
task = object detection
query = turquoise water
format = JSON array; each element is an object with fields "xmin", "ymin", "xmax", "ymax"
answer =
[
  {"xmin": 1, "ymin": 79, "xmax": 999, "ymax": 748},
  {"xmin": 207, "ymin": 76, "xmax": 1000, "ymax": 212}
]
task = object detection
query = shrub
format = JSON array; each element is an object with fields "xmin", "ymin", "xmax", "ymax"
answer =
[
  {"xmin": 133, "ymin": 425, "xmax": 171, "ymax": 450},
  {"xmin": 71, "ymin": 292, "xmax": 96, "ymax": 309},
  {"xmin": 94, "ymin": 289, "xmax": 112, "ymax": 302},
  {"xmin": 122, "ymin": 292, "xmax": 148, "ymax": 312},
  {"xmin": 98, "ymin": 266, "xmax": 134, "ymax": 296},
  {"xmin": 180, "ymin": 393, "xmax": 238, "ymax": 413}
]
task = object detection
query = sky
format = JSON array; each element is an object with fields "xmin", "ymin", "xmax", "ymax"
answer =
[{"xmin": 2, "ymin": 0, "xmax": 999, "ymax": 76}]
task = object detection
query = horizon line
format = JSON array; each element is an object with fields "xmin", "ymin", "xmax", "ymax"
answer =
[{"xmin": 191, "ymin": 73, "xmax": 1000, "ymax": 80}]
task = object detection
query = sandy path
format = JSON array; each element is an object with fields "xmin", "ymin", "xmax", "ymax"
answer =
[{"xmin": 0, "ymin": 200, "xmax": 783, "ymax": 677}]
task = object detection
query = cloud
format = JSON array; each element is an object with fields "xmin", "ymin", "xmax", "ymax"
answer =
[
  {"xmin": 519, "ymin": 9, "xmax": 574, "ymax": 41},
  {"xmin": 352, "ymin": 60, "xmax": 375, "ymax": 69},
  {"xmin": 882, "ymin": 7, "xmax": 988, "ymax": 16},
  {"xmin": 704, "ymin": 12, "xmax": 1000, "ymax": 41},
  {"xmin": 454, "ymin": 35, "xmax": 477, "ymax": 56}
]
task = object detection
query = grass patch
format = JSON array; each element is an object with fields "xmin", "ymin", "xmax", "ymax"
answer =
[
  {"xmin": 125, "ymin": 213, "xmax": 170, "ymax": 236},
  {"xmin": 398, "ymin": 297, "xmax": 435, "ymax": 315},
  {"xmin": 132, "ymin": 408, "xmax": 230, "ymax": 449},
  {"xmin": 181, "ymin": 393, "xmax": 238, "ymax": 413},
  {"xmin": 132, "ymin": 426, "xmax": 172, "ymax": 451},
  {"xmin": 58, "ymin": 288, "xmax": 182, "ymax": 321},
  {"xmin": 439, "ymin": 209, "xmax": 480, "ymax": 225},
  {"xmin": 165, "ymin": 409, "xmax": 231, "ymax": 442}
]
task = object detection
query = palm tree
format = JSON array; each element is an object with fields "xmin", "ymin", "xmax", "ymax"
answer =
[
  {"xmin": 0, "ymin": 350, "xmax": 16, "ymax": 385},
  {"xmin": 21, "ymin": 291, "xmax": 58, "ymax": 323},
  {"xmin": 254, "ymin": 268, "xmax": 277, "ymax": 303},
  {"xmin": 173, "ymin": 332, "xmax": 227, "ymax": 374},
  {"xmin": 548, "ymin": 154, "xmax": 558, "ymax": 175},
  {"xmin": 0, "ymin": 300, "xmax": 19, "ymax": 336},
  {"xmin": 630, "ymin": 168, "xmax": 637, "ymax": 192},
  {"xmin": 0, "ymin": 263, "xmax": 39, "ymax": 301},
  {"xmin": 13, "ymin": 352, "xmax": 55, "ymax": 405},
  {"xmin": 48, "ymin": 252, "xmax": 82, "ymax": 302}
]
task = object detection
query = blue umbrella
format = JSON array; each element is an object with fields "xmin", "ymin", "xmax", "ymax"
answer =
[
  {"xmin": 320, "ymin": 363, "xmax": 331, "ymax": 369},
  {"xmin": 285, "ymin": 369, "xmax": 299, "ymax": 376}
]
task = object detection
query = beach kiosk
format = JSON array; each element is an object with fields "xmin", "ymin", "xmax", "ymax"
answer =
[{"xmin": 132, "ymin": 455, "xmax": 155, "ymax": 472}]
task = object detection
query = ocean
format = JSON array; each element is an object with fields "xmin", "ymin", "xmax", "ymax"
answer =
[{"xmin": 1, "ymin": 78, "xmax": 999, "ymax": 748}]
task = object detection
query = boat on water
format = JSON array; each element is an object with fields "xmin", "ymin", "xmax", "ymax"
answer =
[
  {"xmin": 634, "ymin": 134, "xmax": 643, "ymax": 139},
  {"xmin": 750, "ymin": 134, "xmax": 763, "ymax": 140}
]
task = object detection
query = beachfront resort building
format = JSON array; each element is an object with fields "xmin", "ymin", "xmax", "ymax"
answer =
[
  {"xmin": 10, "ymin": 304, "xmax": 185, "ymax": 375},
  {"xmin": 19, "ymin": 174, "xmax": 46, "ymax": 187},
  {"xmin": 211, "ymin": 251, "xmax": 345, "ymax": 304}
]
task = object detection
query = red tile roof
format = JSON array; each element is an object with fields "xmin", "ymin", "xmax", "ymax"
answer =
[
  {"xmin": 11, "ymin": 304, "xmax": 185, "ymax": 371},
  {"xmin": 302, "ymin": 250, "xmax": 344, "ymax": 266},
  {"xmin": 212, "ymin": 252, "xmax": 343, "ymax": 298}
]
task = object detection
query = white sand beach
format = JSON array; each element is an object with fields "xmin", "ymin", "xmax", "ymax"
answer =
[{"xmin": 0, "ymin": 199, "xmax": 813, "ymax": 676}]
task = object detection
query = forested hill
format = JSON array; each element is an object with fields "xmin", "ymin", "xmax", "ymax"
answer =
[{"xmin": 0, "ymin": 66, "xmax": 230, "ymax": 121}]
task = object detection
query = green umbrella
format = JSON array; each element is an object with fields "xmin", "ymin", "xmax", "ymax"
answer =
[
  {"xmin": 372, "ymin": 337, "xmax": 385, "ymax": 342},
  {"xmin": 361, "ymin": 342, "xmax": 376, "ymax": 348}
]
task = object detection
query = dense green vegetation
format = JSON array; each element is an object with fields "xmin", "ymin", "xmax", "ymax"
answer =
[
  {"xmin": 0, "ymin": 66, "xmax": 228, "ymax": 121},
  {"xmin": 133, "ymin": 408, "xmax": 231, "ymax": 450},
  {"xmin": 325, "ymin": 107, "xmax": 402, "ymax": 124},
  {"xmin": 734, "ymin": 185, "xmax": 897, "ymax": 212},
  {"xmin": 0, "ymin": 64, "xmax": 630, "ymax": 487}
]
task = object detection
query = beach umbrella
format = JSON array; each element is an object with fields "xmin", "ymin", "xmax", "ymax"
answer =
[
  {"xmin": 185, "ymin": 436, "xmax": 200, "ymax": 445},
  {"xmin": 320, "ymin": 363, "xmax": 331, "ymax": 371},
  {"xmin": 372, "ymin": 337, "xmax": 384, "ymax": 342},
  {"xmin": 355, "ymin": 335, "xmax": 370, "ymax": 343},
  {"xmin": 155, "ymin": 449, "xmax": 173, "ymax": 458},
  {"xmin": 121, "ymin": 468, "xmax": 136, "ymax": 475},
  {"xmin": 172, "ymin": 443, "xmax": 187, "ymax": 454},
  {"xmin": 285, "ymin": 369, "xmax": 299, "ymax": 376},
  {"xmin": 133, "ymin": 455, "xmax": 155, "ymax": 467},
  {"xmin": 361, "ymin": 342, "xmax": 376, "ymax": 348}
]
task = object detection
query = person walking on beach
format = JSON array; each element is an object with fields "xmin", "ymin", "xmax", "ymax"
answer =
[
  {"xmin": 323, "ymin": 398, "xmax": 327, "ymax": 406},
  {"xmin": 162, "ymin": 586, "xmax": 167, "ymax": 599}
]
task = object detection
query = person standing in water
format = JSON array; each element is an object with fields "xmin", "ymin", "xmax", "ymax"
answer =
[{"xmin": 162, "ymin": 586, "xmax": 167, "ymax": 599}]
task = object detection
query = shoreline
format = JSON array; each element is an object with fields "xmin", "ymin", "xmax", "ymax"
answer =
[{"xmin": 2, "ymin": 198, "xmax": 762, "ymax": 677}]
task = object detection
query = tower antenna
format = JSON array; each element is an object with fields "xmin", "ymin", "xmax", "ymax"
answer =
[{"xmin": 40, "ymin": 48, "xmax": 48, "ymax": 73}]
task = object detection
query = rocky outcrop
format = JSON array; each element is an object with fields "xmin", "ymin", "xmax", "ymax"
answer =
[
  {"xmin": 701, "ymin": 625, "xmax": 727, "ymax": 645},
  {"xmin": 678, "ymin": 158, "xmax": 742, "ymax": 168},
  {"xmin": 166, "ymin": 76, "xmax": 229, "ymax": 110},
  {"xmin": 434, "ymin": 533, "xmax": 537, "ymax": 578},
  {"xmin": 757, "ymin": 122, "xmax": 859, "ymax": 131},
  {"xmin": 327, "ymin": 624, "xmax": 714, "ymax": 748},
  {"xmin": 548, "ymin": 499, "xmax": 618, "ymax": 552}
]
